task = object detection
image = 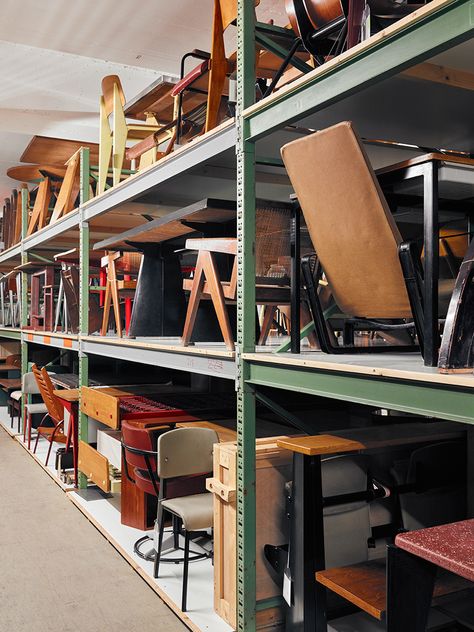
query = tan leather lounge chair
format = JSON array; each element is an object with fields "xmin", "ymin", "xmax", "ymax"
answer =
[{"xmin": 281, "ymin": 121, "xmax": 454, "ymax": 356}]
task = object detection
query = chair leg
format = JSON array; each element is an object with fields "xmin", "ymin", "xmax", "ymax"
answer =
[
  {"xmin": 27, "ymin": 413, "xmax": 33, "ymax": 449},
  {"xmin": 45, "ymin": 438, "xmax": 53, "ymax": 466},
  {"xmin": 98, "ymin": 96, "xmax": 113, "ymax": 195},
  {"xmin": 182, "ymin": 531, "xmax": 190, "ymax": 612},
  {"xmin": 201, "ymin": 252, "xmax": 234, "ymax": 351},
  {"xmin": 182, "ymin": 256, "xmax": 205, "ymax": 346},
  {"xmin": 173, "ymin": 514, "xmax": 180, "ymax": 550},
  {"xmin": 112, "ymin": 83, "xmax": 128, "ymax": 187},
  {"xmin": 153, "ymin": 507, "xmax": 166, "ymax": 579},
  {"xmin": 33, "ymin": 428, "xmax": 41, "ymax": 454},
  {"xmin": 258, "ymin": 305, "xmax": 277, "ymax": 345},
  {"xmin": 100, "ymin": 280, "xmax": 112, "ymax": 336}
]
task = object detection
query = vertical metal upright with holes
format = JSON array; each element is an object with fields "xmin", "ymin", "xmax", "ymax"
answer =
[
  {"xmin": 20, "ymin": 189, "xmax": 29, "ymax": 426},
  {"xmin": 236, "ymin": 1, "xmax": 257, "ymax": 630},
  {"xmin": 78, "ymin": 147, "xmax": 90, "ymax": 488}
]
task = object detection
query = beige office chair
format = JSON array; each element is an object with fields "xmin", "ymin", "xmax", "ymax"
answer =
[
  {"xmin": 153, "ymin": 427, "xmax": 218, "ymax": 612},
  {"xmin": 281, "ymin": 121, "xmax": 454, "ymax": 354}
]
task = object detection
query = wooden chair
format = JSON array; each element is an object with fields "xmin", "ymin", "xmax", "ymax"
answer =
[
  {"xmin": 100, "ymin": 251, "xmax": 141, "ymax": 337},
  {"xmin": 27, "ymin": 177, "xmax": 51, "ymax": 236},
  {"xmin": 181, "ymin": 205, "xmax": 315, "ymax": 351},
  {"xmin": 31, "ymin": 364, "xmax": 67, "ymax": 465},
  {"xmin": 171, "ymin": 0, "xmax": 313, "ymax": 139},
  {"xmin": 98, "ymin": 75, "xmax": 163, "ymax": 194},
  {"xmin": 281, "ymin": 121, "xmax": 454, "ymax": 355}
]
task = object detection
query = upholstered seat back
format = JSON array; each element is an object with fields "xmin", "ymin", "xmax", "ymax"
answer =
[{"xmin": 281, "ymin": 121, "xmax": 412, "ymax": 319}]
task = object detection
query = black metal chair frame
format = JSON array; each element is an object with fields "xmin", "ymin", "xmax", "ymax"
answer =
[
  {"xmin": 121, "ymin": 440, "xmax": 210, "ymax": 567},
  {"xmin": 300, "ymin": 240, "xmax": 427, "ymax": 355}
]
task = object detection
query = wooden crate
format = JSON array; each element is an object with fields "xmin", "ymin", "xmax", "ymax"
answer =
[{"xmin": 206, "ymin": 437, "xmax": 293, "ymax": 631}]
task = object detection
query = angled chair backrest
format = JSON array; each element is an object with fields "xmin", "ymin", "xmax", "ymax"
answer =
[
  {"xmin": 321, "ymin": 454, "xmax": 371, "ymax": 568},
  {"xmin": 157, "ymin": 427, "xmax": 218, "ymax": 479},
  {"xmin": 31, "ymin": 364, "xmax": 63, "ymax": 423},
  {"xmin": 22, "ymin": 371, "xmax": 41, "ymax": 395},
  {"xmin": 121, "ymin": 420, "xmax": 158, "ymax": 472},
  {"xmin": 101, "ymin": 75, "xmax": 126, "ymax": 118},
  {"xmin": 281, "ymin": 121, "xmax": 412, "ymax": 319},
  {"xmin": 393, "ymin": 440, "xmax": 466, "ymax": 531}
]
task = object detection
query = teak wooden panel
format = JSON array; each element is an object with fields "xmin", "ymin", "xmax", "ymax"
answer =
[
  {"xmin": 207, "ymin": 437, "xmax": 293, "ymax": 630},
  {"xmin": 20, "ymin": 136, "xmax": 100, "ymax": 165},
  {"xmin": 81, "ymin": 387, "xmax": 121, "ymax": 429},
  {"xmin": 78, "ymin": 440, "xmax": 111, "ymax": 493},
  {"xmin": 316, "ymin": 558, "xmax": 472, "ymax": 620}
]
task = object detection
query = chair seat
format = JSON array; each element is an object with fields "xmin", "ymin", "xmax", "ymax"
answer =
[
  {"xmin": 171, "ymin": 60, "xmax": 210, "ymax": 97},
  {"xmin": 161, "ymin": 492, "xmax": 213, "ymax": 532},
  {"xmin": 10, "ymin": 390, "xmax": 22, "ymax": 401},
  {"xmin": 37, "ymin": 426, "xmax": 67, "ymax": 443},
  {"xmin": 25, "ymin": 402, "xmax": 48, "ymax": 415}
]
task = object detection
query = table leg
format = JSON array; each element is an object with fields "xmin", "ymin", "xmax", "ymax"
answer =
[
  {"xmin": 423, "ymin": 161, "xmax": 439, "ymax": 366},
  {"xmin": 287, "ymin": 453, "xmax": 326, "ymax": 632},
  {"xmin": 387, "ymin": 544, "xmax": 437, "ymax": 632}
]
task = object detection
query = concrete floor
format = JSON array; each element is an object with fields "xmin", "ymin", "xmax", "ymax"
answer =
[{"xmin": 0, "ymin": 427, "xmax": 188, "ymax": 632}]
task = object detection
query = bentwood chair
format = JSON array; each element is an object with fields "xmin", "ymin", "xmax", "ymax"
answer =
[
  {"xmin": 281, "ymin": 121, "xmax": 455, "ymax": 356},
  {"xmin": 31, "ymin": 364, "xmax": 67, "ymax": 464},
  {"xmin": 153, "ymin": 428, "xmax": 218, "ymax": 612}
]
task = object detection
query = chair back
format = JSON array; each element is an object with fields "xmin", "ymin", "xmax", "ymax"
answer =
[
  {"xmin": 31, "ymin": 364, "xmax": 64, "ymax": 423},
  {"xmin": 321, "ymin": 454, "xmax": 371, "ymax": 568},
  {"xmin": 22, "ymin": 371, "xmax": 41, "ymax": 395},
  {"xmin": 392, "ymin": 440, "xmax": 466, "ymax": 531},
  {"xmin": 121, "ymin": 420, "xmax": 158, "ymax": 472},
  {"xmin": 281, "ymin": 121, "xmax": 412, "ymax": 319},
  {"xmin": 157, "ymin": 427, "xmax": 218, "ymax": 479},
  {"xmin": 101, "ymin": 75, "xmax": 126, "ymax": 117}
]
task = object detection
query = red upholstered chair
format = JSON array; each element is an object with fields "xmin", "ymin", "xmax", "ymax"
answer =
[{"xmin": 121, "ymin": 421, "xmax": 208, "ymax": 562}]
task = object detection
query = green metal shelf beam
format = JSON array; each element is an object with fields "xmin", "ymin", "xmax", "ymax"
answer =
[
  {"xmin": 247, "ymin": 361, "xmax": 474, "ymax": 424},
  {"xmin": 0, "ymin": 329, "xmax": 22, "ymax": 340},
  {"xmin": 244, "ymin": 0, "xmax": 474, "ymax": 141}
]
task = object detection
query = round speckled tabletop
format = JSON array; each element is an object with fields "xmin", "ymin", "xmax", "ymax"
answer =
[{"xmin": 395, "ymin": 519, "xmax": 474, "ymax": 582}]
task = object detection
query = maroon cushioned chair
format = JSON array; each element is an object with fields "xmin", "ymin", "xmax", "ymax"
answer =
[{"xmin": 121, "ymin": 420, "xmax": 208, "ymax": 563}]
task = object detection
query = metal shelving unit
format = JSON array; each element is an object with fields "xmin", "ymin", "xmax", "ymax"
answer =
[
  {"xmin": 236, "ymin": 1, "xmax": 474, "ymax": 630},
  {"xmin": 0, "ymin": 3, "xmax": 472, "ymax": 630}
]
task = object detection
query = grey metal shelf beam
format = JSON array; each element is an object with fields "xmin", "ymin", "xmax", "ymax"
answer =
[
  {"xmin": 81, "ymin": 338, "xmax": 236, "ymax": 380},
  {"xmin": 23, "ymin": 209, "xmax": 80, "ymax": 251},
  {"xmin": 82, "ymin": 123, "xmax": 237, "ymax": 222}
]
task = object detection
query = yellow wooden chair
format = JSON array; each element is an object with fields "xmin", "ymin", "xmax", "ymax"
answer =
[{"xmin": 98, "ymin": 75, "xmax": 163, "ymax": 194}]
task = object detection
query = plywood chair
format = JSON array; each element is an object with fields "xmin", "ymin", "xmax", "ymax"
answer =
[
  {"xmin": 31, "ymin": 364, "xmax": 67, "ymax": 465},
  {"xmin": 281, "ymin": 121, "xmax": 453, "ymax": 355},
  {"xmin": 98, "ymin": 76, "xmax": 163, "ymax": 194},
  {"xmin": 48, "ymin": 151, "xmax": 81, "ymax": 224},
  {"xmin": 100, "ymin": 251, "xmax": 141, "ymax": 337},
  {"xmin": 27, "ymin": 177, "xmax": 51, "ymax": 236}
]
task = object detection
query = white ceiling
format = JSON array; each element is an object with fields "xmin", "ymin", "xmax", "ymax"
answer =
[{"xmin": 0, "ymin": 0, "xmax": 287, "ymax": 201}]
